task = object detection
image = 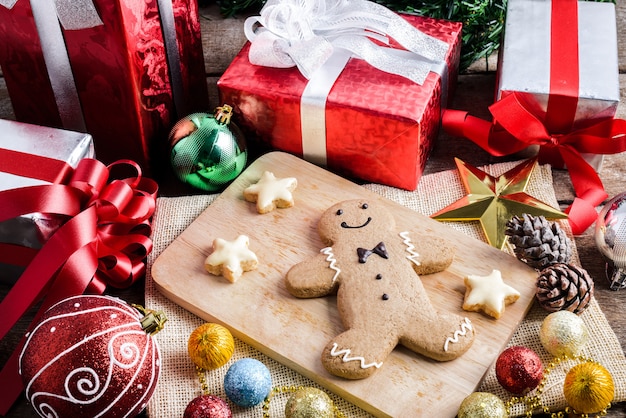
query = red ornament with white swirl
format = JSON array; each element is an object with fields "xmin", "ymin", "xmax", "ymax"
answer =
[{"xmin": 19, "ymin": 295, "xmax": 166, "ymax": 418}]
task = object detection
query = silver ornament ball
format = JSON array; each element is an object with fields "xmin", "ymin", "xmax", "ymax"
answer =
[{"xmin": 595, "ymin": 192, "xmax": 626, "ymax": 290}]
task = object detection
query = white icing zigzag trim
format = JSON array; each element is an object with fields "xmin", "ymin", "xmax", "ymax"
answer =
[
  {"xmin": 321, "ymin": 247, "xmax": 341, "ymax": 284},
  {"xmin": 399, "ymin": 231, "xmax": 420, "ymax": 266},
  {"xmin": 444, "ymin": 317, "xmax": 473, "ymax": 352},
  {"xmin": 330, "ymin": 343, "xmax": 383, "ymax": 369}
]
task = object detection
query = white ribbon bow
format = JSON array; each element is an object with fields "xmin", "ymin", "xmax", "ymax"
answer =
[{"xmin": 244, "ymin": 0, "xmax": 449, "ymax": 84}]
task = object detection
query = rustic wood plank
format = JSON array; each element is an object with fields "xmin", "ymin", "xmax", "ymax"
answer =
[
  {"xmin": 617, "ymin": 1, "xmax": 626, "ymax": 70},
  {"xmin": 199, "ymin": 3, "xmax": 249, "ymax": 75}
]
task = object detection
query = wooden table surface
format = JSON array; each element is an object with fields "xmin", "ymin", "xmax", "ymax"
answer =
[{"xmin": 1, "ymin": 3, "xmax": 625, "ymax": 417}]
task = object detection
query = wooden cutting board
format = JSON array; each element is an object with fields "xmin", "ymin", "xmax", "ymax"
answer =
[{"xmin": 152, "ymin": 152, "xmax": 538, "ymax": 417}]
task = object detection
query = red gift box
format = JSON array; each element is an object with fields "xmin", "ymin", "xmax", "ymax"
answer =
[
  {"xmin": 218, "ymin": 13, "xmax": 461, "ymax": 190},
  {"xmin": 0, "ymin": 0, "xmax": 208, "ymax": 174}
]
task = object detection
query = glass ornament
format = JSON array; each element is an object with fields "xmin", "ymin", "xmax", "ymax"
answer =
[
  {"xmin": 595, "ymin": 192, "xmax": 626, "ymax": 290},
  {"xmin": 169, "ymin": 104, "xmax": 247, "ymax": 191},
  {"xmin": 19, "ymin": 295, "xmax": 166, "ymax": 417}
]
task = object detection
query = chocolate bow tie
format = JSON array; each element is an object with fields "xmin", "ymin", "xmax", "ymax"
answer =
[{"xmin": 357, "ymin": 242, "xmax": 388, "ymax": 263}]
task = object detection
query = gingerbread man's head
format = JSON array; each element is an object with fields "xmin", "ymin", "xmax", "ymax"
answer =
[{"xmin": 318, "ymin": 200, "xmax": 395, "ymax": 246}]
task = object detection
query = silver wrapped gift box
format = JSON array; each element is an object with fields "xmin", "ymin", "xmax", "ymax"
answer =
[
  {"xmin": 0, "ymin": 119, "xmax": 94, "ymax": 283},
  {"xmin": 496, "ymin": 0, "xmax": 620, "ymax": 170}
]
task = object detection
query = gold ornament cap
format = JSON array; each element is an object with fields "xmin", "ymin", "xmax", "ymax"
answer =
[
  {"xmin": 214, "ymin": 104, "xmax": 234, "ymax": 125},
  {"xmin": 133, "ymin": 304, "xmax": 168, "ymax": 336}
]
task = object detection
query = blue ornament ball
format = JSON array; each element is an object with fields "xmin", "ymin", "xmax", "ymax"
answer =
[{"xmin": 223, "ymin": 358, "xmax": 272, "ymax": 408}]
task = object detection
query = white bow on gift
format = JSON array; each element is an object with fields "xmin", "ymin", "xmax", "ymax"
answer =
[
  {"xmin": 243, "ymin": 0, "xmax": 450, "ymax": 166},
  {"xmin": 244, "ymin": 0, "xmax": 449, "ymax": 85}
]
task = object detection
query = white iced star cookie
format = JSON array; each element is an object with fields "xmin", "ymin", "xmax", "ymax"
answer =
[
  {"xmin": 463, "ymin": 269, "xmax": 520, "ymax": 319},
  {"xmin": 243, "ymin": 171, "xmax": 297, "ymax": 214},
  {"xmin": 204, "ymin": 235, "xmax": 258, "ymax": 283}
]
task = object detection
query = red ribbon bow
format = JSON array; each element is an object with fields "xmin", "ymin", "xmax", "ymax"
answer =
[
  {"xmin": 0, "ymin": 156, "xmax": 157, "ymax": 413},
  {"xmin": 443, "ymin": 93, "xmax": 626, "ymax": 234}
]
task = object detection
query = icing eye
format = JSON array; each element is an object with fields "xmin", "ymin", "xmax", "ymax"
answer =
[
  {"xmin": 336, "ymin": 209, "xmax": 343, "ymax": 215},
  {"xmin": 361, "ymin": 203, "xmax": 368, "ymax": 209}
]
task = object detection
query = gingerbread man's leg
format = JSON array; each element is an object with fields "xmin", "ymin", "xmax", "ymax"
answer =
[
  {"xmin": 400, "ymin": 310, "xmax": 474, "ymax": 361},
  {"xmin": 321, "ymin": 328, "xmax": 398, "ymax": 379}
]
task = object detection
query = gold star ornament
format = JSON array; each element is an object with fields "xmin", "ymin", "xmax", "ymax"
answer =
[{"xmin": 431, "ymin": 158, "xmax": 567, "ymax": 249}]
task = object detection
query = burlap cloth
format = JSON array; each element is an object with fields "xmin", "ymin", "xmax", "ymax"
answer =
[{"xmin": 145, "ymin": 161, "xmax": 626, "ymax": 417}]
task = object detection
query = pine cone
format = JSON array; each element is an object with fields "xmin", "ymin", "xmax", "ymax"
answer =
[
  {"xmin": 536, "ymin": 263, "xmax": 594, "ymax": 315},
  {"xmin": 505, "ymin": 214, "xmax": 572, "ymax": 269}
]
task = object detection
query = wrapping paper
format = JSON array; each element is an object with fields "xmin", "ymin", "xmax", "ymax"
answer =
[
  {"xmin": 496, "ymin": 0, "xmax": 620, "ymax": 171},
  {"xmin": 497, "ymin": 0, "xmax": 619, "ymax": 136},
  {"xmin": 495, "ymin": 0, "xmax": 619, "ymax": 171},
  {"xmin": 0, "ymin": 0, "xmax": 208, "ymax": 173},
  {"xmin": 0, "ymin": 119, "xmax": 94, "ymax": 283},
  {"xmin": 145, "ymin": 162, "xmax": 626, "ymax": 417},
  {"xmin": 218, "ymin": 14, "xmax": 462, "ymax": 191}
]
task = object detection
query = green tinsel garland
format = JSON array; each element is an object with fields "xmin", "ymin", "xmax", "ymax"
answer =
[{"xmin": 212, "ymin": 0, "xmax": 615, "ymax": 72}]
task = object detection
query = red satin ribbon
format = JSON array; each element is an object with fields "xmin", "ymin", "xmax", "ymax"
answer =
[
  {"xmin": 546, "ymin": 0, "xmax": 579, "ymax": 135},
  {"xmin": 0, "ymin": 156, "xmax": 157, "ymax": 414},
  {"xmin": 0, "ymin": 148, "xmax": 74, "ymax": 184},
  {"xmin": 443, "ymin": 94, "xmax": 626, "ymax": 234}
]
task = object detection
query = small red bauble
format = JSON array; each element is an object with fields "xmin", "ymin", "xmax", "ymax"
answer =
[
  {"xmin": 495, "ymin": 346, "xmax": 544, "ymax": 395},
  {"xmin": 184, "ymin": 394, "xmax": 232, "ymax": 418},
  {"xmin": 19, "ymin": 295, "xmax": 164, "ymax": 418}
]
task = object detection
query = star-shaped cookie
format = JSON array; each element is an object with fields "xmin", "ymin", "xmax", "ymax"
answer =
[
  {"xmin": 462, "ymin": 269, "xmax": 520, "ymax": 319},
  {"xmin": 204, "ymin": 235, "xmax": 258, "ymax": 283},
  {"xmin": 243, "ymin": 171, "xmax": 297, "ymax": 214}
]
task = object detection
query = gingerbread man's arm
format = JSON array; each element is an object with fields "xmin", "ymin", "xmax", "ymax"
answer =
[
  {"xmin": 286, "ymin": 248, "xmax": 340, "ymax": 298},
  {"xmin": 400, "ymin": 232, "xmax": 455, "ymax": 276}
]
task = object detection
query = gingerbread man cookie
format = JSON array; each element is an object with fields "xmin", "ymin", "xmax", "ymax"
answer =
[{"xmin": 286, "ymin": 199, "xmax": 475, "ymax": 379}]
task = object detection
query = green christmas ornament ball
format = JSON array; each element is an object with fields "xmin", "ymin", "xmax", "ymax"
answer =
[{"xmin": 169, "ymin": 104, "xmax": 247, "ymax": 191}]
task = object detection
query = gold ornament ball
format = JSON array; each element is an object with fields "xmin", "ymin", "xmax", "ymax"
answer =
[
  {"xmin": 457, "ymin": 392, "xmax": 507, "ymax": 418},
  {"xmin": 188, "ymin": 323, "xmax": 235, "ymax": 370},
  {"xmin": 285, "ymin": 387, "xmax": 335, "ymax": 418},
  {"xmin": 539, "ymin": 310, "xmax": 588, "ymax": 357},
  {"xmin": 563, "ymin": 362, "xmax": 614, "ymax": 414}
]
